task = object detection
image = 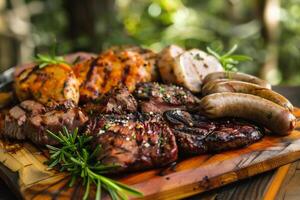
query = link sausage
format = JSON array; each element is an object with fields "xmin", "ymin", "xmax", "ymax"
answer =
[
  {"xmin": 202, "ymin": 80, "xmax": 293, "ymax": 111},
  {"xmin": 203, "ymin": 72, "xmax": 271, "ymax": 89},
  {"xmin": 199, "ymin": 92, "xmax": 296, "ymax": 135}
]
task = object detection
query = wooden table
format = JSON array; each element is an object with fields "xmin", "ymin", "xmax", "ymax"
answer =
[{"xmin": 1, "ymin": 86, "xmax": 300, "ymax": 200}]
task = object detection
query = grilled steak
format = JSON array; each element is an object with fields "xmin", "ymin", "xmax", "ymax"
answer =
[
  {"xmin": 83, "ymin": 86, "xmax": 137, "ymax": 115},
  {"xmin": 26, "ymin": 107, "xmax": 88, "ymax": 146},
  {"xmin": 86, "ymin": 113, "xmax": 178, "ymax": 172},
  {"xmin": 164, "ymin": 110, "xmax": 264, "ymax": 154},
  {"xmin": 4, "ymin": 100, "xmax": 45, "ymax": 140},
  {"xmin": 134, "ymin": 82, "xmax": 200, "ymax": 114}
]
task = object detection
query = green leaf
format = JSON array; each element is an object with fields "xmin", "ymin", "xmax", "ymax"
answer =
[
  {"xmin": 206, "ymin": 47, "xmax": 220, "ymax": 59},
  {"xmin": 227, "ymin": 55, "xmax": 253, "ymax": 61},
  {"xmin": 223, "ymin": 44, "xmax": 238, "ymax": 57}
]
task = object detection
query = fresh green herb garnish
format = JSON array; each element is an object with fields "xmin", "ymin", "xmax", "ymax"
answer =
[
  {"xmin": 46, "ymin": 127, "xmax": 143, "ymax": 200},
  {"xmin": 34, "ymin": 54, "xmax": 68, "ymax": 69},
  {"xmin": 206, "ymin": 44, "xmax": 252, "ymax": 72}
]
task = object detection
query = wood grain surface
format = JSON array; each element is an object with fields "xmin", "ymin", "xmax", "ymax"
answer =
[{"xmin": 0, "ymin": 109, "xmax": 300, "ymax": 200}]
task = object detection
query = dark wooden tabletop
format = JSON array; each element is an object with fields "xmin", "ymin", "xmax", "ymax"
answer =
[{"xmin": 1, "ymin": 86, "xmax": 299, "ymax": 200}]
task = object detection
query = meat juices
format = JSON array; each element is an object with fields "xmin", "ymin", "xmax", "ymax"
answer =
[{"xmin": 86, "ymin": 113, "xmax": 178, "ymax": 172}]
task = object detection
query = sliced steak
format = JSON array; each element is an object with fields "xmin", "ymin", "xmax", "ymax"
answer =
[
  {"xmin": 86, "ymin": 113, "xmax": 178, "ymax": 172},
  {"xmin": 26, "ymin": 107, "xmax": 88, "ymax": 146},
  {"xmin": 83, "ymin": 86, "xmax": 137, "ymax": 115},
  {"xmin": 3, "ymin": 100, "xmax": 45, "ymax": 140},
  {"xmin": 164, "ymin": 110, "xmax": 264, "ymax": 154},
  {"xmin": 134, "ymin": 82, "xmax": 200, "ymax": 114}
]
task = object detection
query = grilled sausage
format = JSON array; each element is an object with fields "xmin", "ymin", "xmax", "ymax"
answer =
[
  {"xmin": 202, "ymin": 80, "xmax": 293, "ymax": 111},
  {"xmin": 203, "ymin": 72, "xmax": 271, "ymax": 89},
  {"xmin": 199, "ymin": 92, "xmax": 296, "ymax": 135},
  {"xmin": 201, "ymin": 79, "xmax": 227, "ymax": 95}
]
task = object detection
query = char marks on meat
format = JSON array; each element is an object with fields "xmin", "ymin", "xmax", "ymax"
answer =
[
  {"xmin": 134, "ymin": 82, "xmax": 200, "ymax": 114},
  {"xmin": 3, "ymin": 100, "xmax": 88, "ymax": 146},
  {"xmin": 4, "ymin": 100, "xmax": 45, "ymax": 140},
  {"xmin": 26, "ymin": 107, "xmax": 88, "ymax": 146},
  {"xmin": 164, "ymin": 110, "xmax": 264, "ymax": 154},
  {"xmin": 83, "ymin": 86, "xmax": 137, "ymax": 115},
  {"xmin": 86, "ymin": 113, "xmax": 178, "ymax": 172}
]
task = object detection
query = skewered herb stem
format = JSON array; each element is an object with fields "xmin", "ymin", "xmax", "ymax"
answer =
[{"xmin": 46, "ymin": 127, "xmax": 143, "ymax": 200}]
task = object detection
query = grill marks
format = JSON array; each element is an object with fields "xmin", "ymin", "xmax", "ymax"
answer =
[{"xmin": 73, "ymin": 49, "xmax": 152, "ymax": 102}]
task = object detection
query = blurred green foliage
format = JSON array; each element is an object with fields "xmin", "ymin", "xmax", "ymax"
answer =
[{"xmin": 7, "ymin": 0, "xmax": 300, "ymax": 84}]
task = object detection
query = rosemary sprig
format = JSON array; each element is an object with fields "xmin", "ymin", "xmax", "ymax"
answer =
[
  {"xmin": 206, "ymin": 44, "xmax": 252, "ymax": 72},
  {"xmin": 34, "ymin": 54, "xmax": 68, "ymax": 69},
  {"xmin": 46, "ymin": 127, "xmax": 143, "ymax": 200}
]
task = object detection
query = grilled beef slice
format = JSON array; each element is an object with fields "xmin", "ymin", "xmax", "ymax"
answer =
[
  {"xmin": 134, "ymin": 82, "xmax": 200, "ymax": 114},
  {"xmin": 26, "ymin": 107, "xmax": 88, "ymax": 146},
  {"xmin": 83, "ymin": 86, "xmax": 137, "ymax": 115},
  {"xmin": 164, "ymin": 110, "xmax": 264, "ymax": 154},
  {"xmin": 4, "ymin": 100, "xmax": 45, "ymax": 140},
  {"xmin": 86, "ymin": 113, "xmax": 178, "ymax": 172},
  {"xmin": 3, "ymin": 100, "xmax": 88, "ymax": 145}
]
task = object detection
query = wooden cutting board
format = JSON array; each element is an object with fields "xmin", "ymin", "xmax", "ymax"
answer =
[{"xmin": 1, "ymin": 109, "xmax": 300, "ymax": 200}]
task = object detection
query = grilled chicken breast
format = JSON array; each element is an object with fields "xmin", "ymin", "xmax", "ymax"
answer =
[
  {"xmin": 14, "ymin": 63, "xmax": 80, "ymax": 106},
  {"xmin": 73, "ymin": 49, "xmax": 152, "ymax": 102}
]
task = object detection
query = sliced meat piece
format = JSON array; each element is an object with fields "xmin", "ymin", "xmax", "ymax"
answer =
[
  {"xmin": 158, "ymin": 45, "xmax": 185, "ymax": 83},
  {"xmin": 134, "ymin": 82, "xmax": 200, "ymax": 114},
  {"xmin": 3, "ymin": 100, "xmax": 45, "ymax": 140},
  {"xmin": 173, "ymin": 49, "xmax": 224, "ymax": 92},
  {"xmin": 164, "ymin": 110, "xmax": 264, "ymax": 154},
  {"xmin": 26, "ymin": 107, "xmax": 88, "ymax": 146},
  {"xmin": 86, "ymin": 113, "xmax": 178, "ymax": 172},
  {"xmin": 83, "ymin": 86, "xmax": 137, "ymax": 115}
]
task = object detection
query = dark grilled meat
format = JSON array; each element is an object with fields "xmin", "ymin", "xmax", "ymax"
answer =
[
  {"xmin": 164, "ymin": 110, "xmax": 264, "ymax": 154},
  {"xmin": 134, "ymin": 82, "xmax": 200, "ymax": 114},
  {"xmin": 83, "ymin": 86, "xmax": 137, "ymax": 115},
  {"xmin": 3, "ymin": 100, "xmax": 88, "ymax": 146},
  {"xmin": 26, "ymin": 107, "xmax": 88, "ymax": 146},
  {"xmin": 86, "ymin": 113, "xmax": 178, "ymax": 172},
  {"xmin": 73, "ymin": 49, "xmax": 152, "ymax": 102},
  {"xmin": 4, "ymin": 100, "xmax": 45, "ymax": 140}
]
